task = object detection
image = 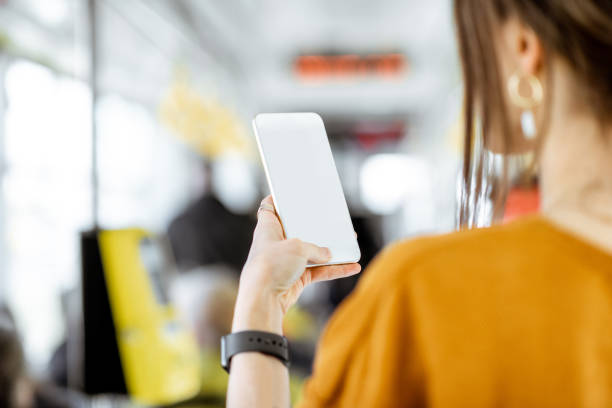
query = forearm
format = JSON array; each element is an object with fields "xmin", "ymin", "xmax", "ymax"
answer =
[{"xmin": 226, "ymin": 283, "xmax": 291, "ymax": 408}]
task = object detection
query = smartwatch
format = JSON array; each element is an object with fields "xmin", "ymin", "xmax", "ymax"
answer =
[{"xmin": 221, "ymin": 330, "xmax": 290, "ymax": 373}]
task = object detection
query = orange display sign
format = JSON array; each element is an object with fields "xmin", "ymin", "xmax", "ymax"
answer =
[{"xmin": 294, "ymin": 53, "xmax": 406, "ymax": 80}]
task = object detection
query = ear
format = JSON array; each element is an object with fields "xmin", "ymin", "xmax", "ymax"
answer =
[{"xmin": 503, "ymin": 18, "xmax": 543, "ymax": 75}]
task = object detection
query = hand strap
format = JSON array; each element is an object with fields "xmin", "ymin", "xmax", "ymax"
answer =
[{"xmin": 220, "ymin": 330, "xmax": 290, "ymax": 373}]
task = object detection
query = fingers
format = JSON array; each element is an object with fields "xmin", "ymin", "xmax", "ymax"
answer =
[
  {"xmin": 309, "ymin": 263, "xmax": 362, "ymax": 284},
  {"xmin": 257, "ymin": 195, "xmax": 278, "ymax": 221},
  {"xmin": 253, "ymin": 195, "xmax": 285, "ymax": 242},
  {"xmin": 261, "ymin": 195, "xmax": 274, "ymax": 205},
  {"xmin": 259, "ymin": 195, "xmax": 275, "ymax": 211}
]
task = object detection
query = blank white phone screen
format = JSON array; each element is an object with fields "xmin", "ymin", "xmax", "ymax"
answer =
[{"xmin": 253, "ymin": 112, "xmax": 361, "ymax": 266}]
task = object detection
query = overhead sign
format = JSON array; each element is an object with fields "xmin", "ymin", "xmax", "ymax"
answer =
[{"xmin": 294, "ymin": 53, "xmax": 406, "ymax": 80}]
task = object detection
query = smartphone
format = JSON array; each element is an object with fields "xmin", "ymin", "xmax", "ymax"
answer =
[{"xmin": 253, "ymin": 112, "xmax": 361, "ymax": 267}]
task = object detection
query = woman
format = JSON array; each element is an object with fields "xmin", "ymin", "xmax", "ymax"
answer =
[{"xmin": 227, "ymin": 0, "xmax": 612, "ymax": 406}]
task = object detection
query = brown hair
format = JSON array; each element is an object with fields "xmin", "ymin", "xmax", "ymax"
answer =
[{"xmin": 454, "ymin": 0, "xmax": 612, "ymax": 227}]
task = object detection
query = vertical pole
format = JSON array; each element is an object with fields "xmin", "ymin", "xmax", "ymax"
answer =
[
  {"xmin": 70, "ymin": 0, "xmax": 99, "ymax": 391},
  {"xmin": 0, "ymin": 57, "xmax": 7, "ymax": 300},
  {"xmin": 88, "ymin": 0, "xmax": 99, "ymax": 229}
]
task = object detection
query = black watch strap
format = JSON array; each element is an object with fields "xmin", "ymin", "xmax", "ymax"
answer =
[{"xmin": 221, "ymin": 330, "xmax": 289, "ymax": 373}]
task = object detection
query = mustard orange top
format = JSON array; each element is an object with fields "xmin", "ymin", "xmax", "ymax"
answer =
[{"xmin": 298, "ymin": 216, "xmax": 612, "ymax": 407}]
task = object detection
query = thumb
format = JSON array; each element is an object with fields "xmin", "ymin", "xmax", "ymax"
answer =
[
  {"xmin": 290, "ymin": 240, "xmax": 332, "ymax": 264},
  {"xmin": 309, "ymin": 263, "xmax": 362, "ymax": 283}
]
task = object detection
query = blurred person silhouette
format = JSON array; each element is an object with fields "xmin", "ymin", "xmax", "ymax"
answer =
[
  {"xmin": 168, "ymin": 267, "xmax": 238, "ymax": 399},
  {"xmin": 225, "ymin": 0, "xmax": 612, "ymax": 407},
  {"xmin": 168, "ymin": 161, "xmax": 256, "ymax": 273},
  {"xmin": 0, "ymin": 305, "xmax": 79, "ymax": 408},
  {"xmin": 170, "ymin": 267, "xmax": 239, "ymax": 350},
  {"xmin": 0, "ymin": 304, "xmax": 28, "ymax": 408}
]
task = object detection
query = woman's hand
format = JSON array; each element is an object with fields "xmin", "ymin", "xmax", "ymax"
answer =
[
  {"xmin": 232, "ymin": 195, "xmax": 361, "ymax": 334},
  {"xmin": 227, "ymin": 195, "xmax": 361, "ymax": 408}
]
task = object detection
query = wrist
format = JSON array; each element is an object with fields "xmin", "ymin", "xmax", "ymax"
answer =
[{"xmin": 232, "ymin": 284, "xmax": 284, "ymax": 335}]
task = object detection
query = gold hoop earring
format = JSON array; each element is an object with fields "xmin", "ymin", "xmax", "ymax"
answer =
[
  {"xmin": 507, "ymin": 72, "xmax": 543, "ymax": 140},
  {"xmin": 508, "ymin": 72, "xmax": 543, "ymax": 109}
]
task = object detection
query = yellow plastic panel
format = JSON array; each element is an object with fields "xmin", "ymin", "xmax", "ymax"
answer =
[{"xmin": 98, "ymin": 229, "xmax": 201, "ymax": 405}]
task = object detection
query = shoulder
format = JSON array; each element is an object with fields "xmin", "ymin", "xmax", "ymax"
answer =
[{"xmin": 356, "ymin": 217, "xmax": 544, "ymax": 294}]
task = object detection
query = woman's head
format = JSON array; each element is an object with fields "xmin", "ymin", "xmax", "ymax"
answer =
[{"xmin": 454, "ymin": 0, "xmax": 612, "ymax": 226}]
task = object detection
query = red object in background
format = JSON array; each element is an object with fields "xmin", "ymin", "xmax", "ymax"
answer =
[
  {"xmin": 294, "ymin": 53, "xmax": 407, "ymax": 80},
  {"xmin": 353, "ymin": 121, "xmax": 404, "ymax": 150},
  {"xmin": 503, "ymin": 187, "xmax": 540, "ymax": 223}
]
